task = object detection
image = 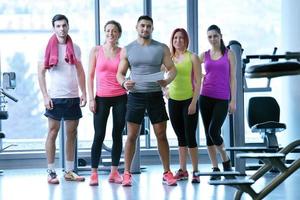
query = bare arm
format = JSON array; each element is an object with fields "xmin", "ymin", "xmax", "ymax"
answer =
[
  {"xmin": 158, "ymin": 45, "xmax": 176, "ymax": 88},
  {"xmin": 198, "ymin": 52, "xmax": 205, "ymax": 90},
  {"xmin": 228, "ymin": 49, "xmax": 237, "ymax": 114},
  {"xmin": 116, "ymin": 48, "xmax": 135, "ymax": 90},
  {"xmin": 87, "ymin": 46, "xmax": 98, "ymax": 112},
  {"xmin": 37, "ymin": 62, "xmax": 53, "ymax": 110},
  {"xmin": 199, "ymin": 52, "xmax": 205, "ymax": 64},
  {"xmin": 75, "ymin": 60, "xmax": 87, "ymax": 107},
  {"xmin": 188, "ymin": 53, "xmax": 202, "ymax": 115}
]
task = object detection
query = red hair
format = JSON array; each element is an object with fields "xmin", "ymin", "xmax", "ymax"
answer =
[{"xmin": 169, "ymin": 28, "xmax": 189, "ymax": 57}]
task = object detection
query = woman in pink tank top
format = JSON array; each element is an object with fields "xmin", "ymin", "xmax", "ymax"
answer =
[
  {"xmin": 199, "ymin": 25, "xmax": 237, "ymax": 180},
  {"xmin": 87, "ymin": 20, "xmax": 127, "ymax": 186}
]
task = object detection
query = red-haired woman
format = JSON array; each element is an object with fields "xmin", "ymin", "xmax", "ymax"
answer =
[{"xmin": 167, "ymin": 28, "xmax": 202, "ymax": 183}]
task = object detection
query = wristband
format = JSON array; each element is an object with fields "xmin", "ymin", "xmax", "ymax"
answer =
[{"xmin": 121, "ymin": 80, "xmax": 126, "ymax": 89}]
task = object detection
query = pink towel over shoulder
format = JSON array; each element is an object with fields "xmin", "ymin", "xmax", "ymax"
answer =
[{"xmin": 44, "ymin": 34, "xmax": 78, "ymax": 69}]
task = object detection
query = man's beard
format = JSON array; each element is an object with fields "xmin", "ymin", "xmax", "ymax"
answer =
[{"xmin": 140, "ymin": 33, "xmax": 151, "ymax": 39}]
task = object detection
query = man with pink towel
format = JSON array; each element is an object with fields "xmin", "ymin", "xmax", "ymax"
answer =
[{"xmin": 38, "ymin": 14, "xmax": 87, "ymax": 184}]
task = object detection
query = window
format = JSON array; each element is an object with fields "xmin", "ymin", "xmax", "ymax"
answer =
[
  {"xmin": 151, "ymin": 0, "xmax": 187, "ymax": 147},
  {"xmin": 0, "ymin": 0, "xmax": 95, "ymax": 150},
  {"xmin": 198, "ymin": 0, "xmax": 281, "ymax": 143},
  {"xmin": 0, "ymin": 0, "xmax": 283, "ymax": 152},
  {"xmin": 77, "ymin": 0, "xmax": 143, "ymax": 149}
]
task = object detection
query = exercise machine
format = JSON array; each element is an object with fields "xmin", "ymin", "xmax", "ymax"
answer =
[
  {"xmin": 227, "ymin": 42, "xmax": 300, "ymax": 172},
  {"xmin": 0, "ymin": 72, "xmax": 18, "ymax": 174},
  {"xmin": 209, "ymin": 49, "xmax": 300, "ymax": 199}
]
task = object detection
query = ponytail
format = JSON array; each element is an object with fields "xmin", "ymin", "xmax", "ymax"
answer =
[{"xmin": 220, "ymin": 39, "xmax": 226, "ymax": 55}]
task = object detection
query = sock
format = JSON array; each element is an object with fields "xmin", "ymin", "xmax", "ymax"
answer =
[
  {"xmin": 65, "ymin": 161, "xmax": 74, "ymax": 172},
  {"xmin": 48, "ymin": 163, "xmax": 55, "ymax": 171}
]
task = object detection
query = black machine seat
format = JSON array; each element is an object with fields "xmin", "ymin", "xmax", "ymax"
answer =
[
  {"xmin": 0, "ymin": 111, "xmax": 8, "ymax": 120},
  {"xmin": 251, "ymin": 121, "xmax": 286, "ymax": 133},
  {"xmin": 247, "ymin": 97, "xmax": 286, "ymax": 148},
  {"xmin": 0, "ymin": 132, "xmax": 5, "ymax": 139},
  {"xmin": 245, "ymin": 61, "xmax": 300, "ymax": 78}
]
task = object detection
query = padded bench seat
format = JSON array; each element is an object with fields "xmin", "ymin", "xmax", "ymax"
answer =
[
  {"xmin": 227, "ymin": 146, "xmax": 300, "ymax": 153},
  {"xmin": 237, "ymin": 153, "xmax": 285, "ymax": 159},
  {"xmin": 209, "ymin": 178, "xmax": 255, "ymax": 185},
  {"xmin": 245, "ymin": 61, "xmax": 300, "ymax": 78},
  {"xmin": 226, "ymin": 146, "xmax": 278, "ymax": 152},
  {"xmin": 195, "ymin": 171, "xmax": 244, "ymax": 176}
]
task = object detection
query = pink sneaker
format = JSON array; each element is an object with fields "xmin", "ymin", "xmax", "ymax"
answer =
[
  {"xmin": 122, "ymin": 171, "xmax": 132, "ymax": 187},
  {"xmin": 47, "ymin": 169, "xmax": 59, "ymax": 184},
  {"xmin": 109, "ymin": 171, "xmax": 123, "ymax": 184},
  {"xmin": 162, "ymin": 171, "xmax": 177, "ymax": 186},
  {"xmin": 191, "ymin": 171, "xmax": 200, "ymax": 184},
  {"xmin": 89, "ymin": 172, "xmax": 98, "ymax": 186},
  {"xmin": 174, "ymin": 169, "xmax": 189, "ymax": 180}
]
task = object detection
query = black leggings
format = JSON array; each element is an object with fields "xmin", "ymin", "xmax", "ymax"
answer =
[
  {"xmin": 91, "ymin": 94, "xmax": 127, "ymax": 168},
  {"xmin": 199, "ymin": 95, "xmax": 228, "ymax": 146},
  {"xmin": 168, "ymin": 98, "xmax": 198, "ymax": 148}
]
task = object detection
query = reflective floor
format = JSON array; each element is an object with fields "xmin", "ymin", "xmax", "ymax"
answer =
[{"xmin": 0, "ymin": 164, "xmax": 299, "ymax": 200}]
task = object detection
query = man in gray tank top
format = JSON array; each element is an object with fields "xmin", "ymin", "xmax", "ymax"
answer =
[{"xmin": 117, "ymin": 15, "xmax": 177, "ymax": 187}]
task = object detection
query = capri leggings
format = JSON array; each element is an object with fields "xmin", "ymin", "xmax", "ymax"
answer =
[
  {"xmin": 199, "ymin": 95, "xmax": 228, "ymax": 146},
  {"xmin": 168, "ymin": 98, "xmax": 198, "ymax": 148},
  {"xmin": 91, "ymin": 94, "xmax": 127, "ymax": 168}
]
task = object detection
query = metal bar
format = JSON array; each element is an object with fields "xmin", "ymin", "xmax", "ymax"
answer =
[{"xmin": 94, "ymin": 0, "xmax": 100, "ymax": 45}]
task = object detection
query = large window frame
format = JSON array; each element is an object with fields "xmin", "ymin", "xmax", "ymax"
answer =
[{"xmin": 0, "ymin": 0, "xmax": 283, "ymax": 169}]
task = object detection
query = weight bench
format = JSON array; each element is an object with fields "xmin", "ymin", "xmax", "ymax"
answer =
[
  {"xmin": 195, "ymin": 171, "xmax": 245, "ymax": 180},
  {"xmin": 210, "ymin": 139, "xmax": 300, "ymax": 200}
]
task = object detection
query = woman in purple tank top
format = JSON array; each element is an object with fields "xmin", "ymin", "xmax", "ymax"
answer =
[{"xmin": 199, "ymin": 25, "xmax": 237, "ymax": 180}]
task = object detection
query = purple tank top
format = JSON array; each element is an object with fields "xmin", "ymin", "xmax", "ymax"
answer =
[{"xmin": 200, "ymin": 49, "xmax": 230, "ymax": 100}]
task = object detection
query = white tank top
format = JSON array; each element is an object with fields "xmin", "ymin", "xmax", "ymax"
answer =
[{"xmin": 47, "ymin": 43, "xmax": 81, "ymax": 98}]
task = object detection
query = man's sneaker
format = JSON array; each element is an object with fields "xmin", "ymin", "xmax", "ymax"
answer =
[
  {"xmin": 47, "ymin": 169, "xmax": 59, "ymax": 184},
  {"xmin": 122, "ymin": 171, "xmax": 132, "ymax": 187},
  {"xmin": 89, "ymin": 172, "xmax": 98, "ymax": 186},
  {"xmin": 174, "ymin": 169, "xmax": 189, "ymax": 180},
  {"xmin": 210, "ymin": 167, "xmax": 221, "ymax": 181},
  {"xmin": 162, "ymin": 171, "xmax": 177, "ymax": 186},
  {"xmin": 222, "ymin": 159, "xmax": 233, "ymax": 171},
  {"xmin": 64, "ymin": 171, "xmax": 85, "ymax": 182},
  {"xmin": 109, "ymin": 171, "xmax": 123, "ymax": 184},
  {"xmin": 191, "ymin": 171, "xmax": 200, "ymax": 183}
]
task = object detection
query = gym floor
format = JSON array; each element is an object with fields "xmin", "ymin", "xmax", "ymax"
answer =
[{"xmin": 0, "ymin": 164, "xmax": 299, "ymax": 200}]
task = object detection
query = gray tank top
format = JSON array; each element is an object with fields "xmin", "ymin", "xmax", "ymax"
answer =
[{"xmin": 126, "ymin": 39, "xmax": 165, "ymax": 93}]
